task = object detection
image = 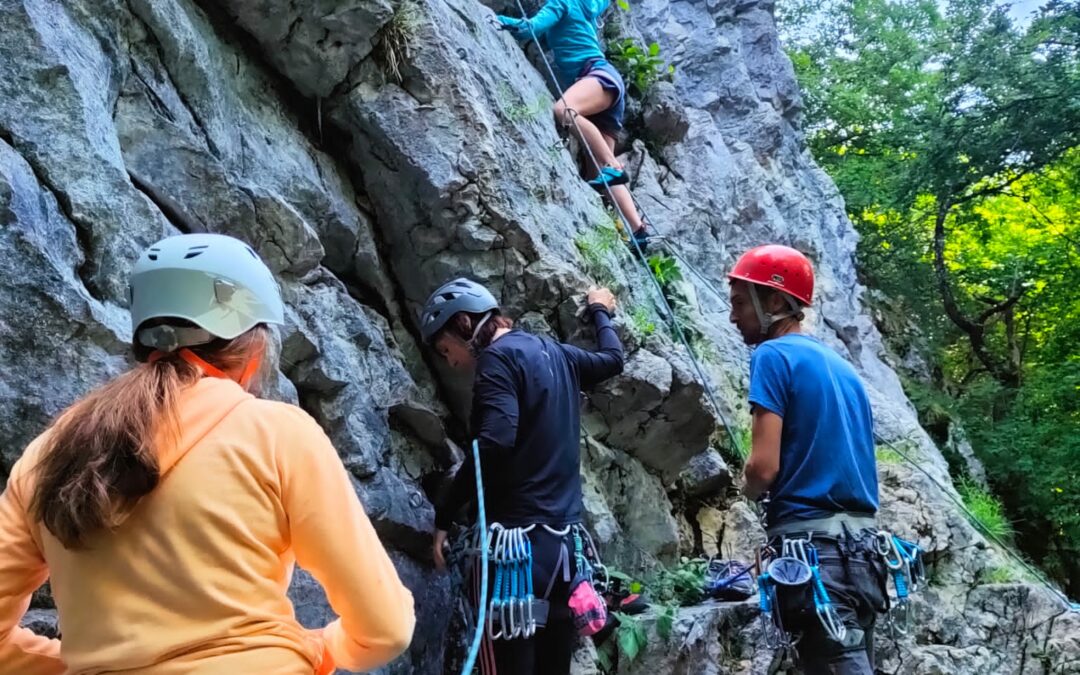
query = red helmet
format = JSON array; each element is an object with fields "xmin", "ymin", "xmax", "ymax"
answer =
[{"xmin": 727, "ymin": 245, "xmax": 814, "ymax": 306}]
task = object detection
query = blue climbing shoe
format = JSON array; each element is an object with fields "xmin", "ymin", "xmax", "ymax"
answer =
[{"xmin": 588, "ymin": 166, "xmax": 629, "ymax": 191}]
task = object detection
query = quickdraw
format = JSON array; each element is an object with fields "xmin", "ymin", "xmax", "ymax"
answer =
[
  {"xmin": 876, "ymin": 531, "xmax": 925, "ymax": 636},
  {"xmin": 485, "ymin": 524, "xmax": 539, "ymax": 640}
]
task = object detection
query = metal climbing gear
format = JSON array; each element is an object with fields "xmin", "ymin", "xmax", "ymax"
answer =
[
  {"xmin": 758, "ymin": 537, "xmax": 848, "ymax": 645},
  {"xmin": 876, "ymin": 531, "xmax": 925, "ymax": 636},
  {"xmin": 485, "ymin": 524, "xmax": 539, "ymax": 640},
  {"xmin": 756, "ymin": 545, "xmax": 800, "ymax": 650}
]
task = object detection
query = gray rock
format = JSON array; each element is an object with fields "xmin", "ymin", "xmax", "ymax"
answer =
[
  {"xmin": 0, "ymin": 138, "xmax": 130, "ymax": 477},
  {"xmin": 19, "ymin": 609, "xmax": 59, "ymax": 639},
  {"xmin": 680, "ymin": 449, "xmax": 733, "ymax": 498},
  {"xmin": 583, "ymin": 436, "xmax": 679, "ymax": 566},
  {"xmin": 216, "ymin": 0, "xmax": 395, "ymax": 99},
  {"xmin": 642, "ymin": 81, "xmax": 690, "ymax": 144}
]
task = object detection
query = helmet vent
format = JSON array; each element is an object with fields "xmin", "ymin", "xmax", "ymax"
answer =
[
  {"xmin": 147, "ymin": 246, "xmax": 160, "ymax": 261},
  {"xmin": 184, "ymin": 245, "xmax": 209, "ymax": 260}
]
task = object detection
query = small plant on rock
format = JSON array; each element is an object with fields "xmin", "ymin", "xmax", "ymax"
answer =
[
  {"xmin": 607, "ymin": 38, "xmax": 674, "ymax": 95},
  {"xmin": 958, "ymin": 478, "xmax": 1014, "ymax": 542},
  {"xmin": 379, "ymin": 1, "xmax": 421, "ymax": 84},
  {"xmin": 627, "ymin": 302, "xmax": 657, "ymax": 339}
]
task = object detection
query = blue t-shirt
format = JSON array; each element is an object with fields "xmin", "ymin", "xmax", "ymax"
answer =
[{"xmin": 748, "ymin": 334, "xmax": 878, "ymax": 525}]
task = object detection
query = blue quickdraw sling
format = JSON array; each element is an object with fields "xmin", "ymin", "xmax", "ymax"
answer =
[{"xmin": 876, "ymin": 531, "xmax": 925, "ymax": 636}]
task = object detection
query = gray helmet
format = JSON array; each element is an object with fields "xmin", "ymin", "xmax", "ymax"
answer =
[
  {"xmin": 129, "ymin": 233, "xmax": 284, "ymax": 352},
  {"xmin": 419, "ymin": 278, "xmax": 499, "ymax": 343}
]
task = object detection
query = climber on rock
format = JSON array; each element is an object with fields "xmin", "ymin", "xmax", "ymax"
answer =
[
  {"xmin": 496, "ymin": 0, "xmax": 649, "ymax": 250},
  {"xmin": 420, "ymin": 277, "xmax": 624, "ymax": 675},
  {"xmin": 0, "ymin": 233, "xmax": 414, "ymax": 675},
  {"xmin": 728, "ymin": 245, "xmax": 887, "ymax": 675}
]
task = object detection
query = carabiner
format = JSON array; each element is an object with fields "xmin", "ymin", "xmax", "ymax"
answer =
[
  {"xmin": 817, "ymin": 602, "xmax": 848, "ymax": 643},
  {"xmin": 487, "ymin": 599, "xmax": 504, "ymax": 640}
]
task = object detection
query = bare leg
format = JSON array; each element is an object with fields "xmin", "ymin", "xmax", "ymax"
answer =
[
  {"xmin": 555, "ymin": 78, "xmax": 645, "ymax": 235},
  {"xmin": 601, "ymin": 136, "xmax": 644, "ymax": 234},
  {"xmin": 554, "ymin": 77, "xmax": 619, "ymax": 168}
]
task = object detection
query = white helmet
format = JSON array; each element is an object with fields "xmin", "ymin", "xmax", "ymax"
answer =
[{"xmin": 129, "ymin": 234, "xmax": 284, "ymax": 352}]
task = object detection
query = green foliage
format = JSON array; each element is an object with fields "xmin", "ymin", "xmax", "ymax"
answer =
[
  {"xmin": 607, "ymin": 38, "xmax": 675, "ymax": 95},
  {"xmin": 648, "ymin": 254, "xmax": 683, "ymax": 286},
  {"xmin": 780, "ymin": 0, "xmax": 1080, "ymax": 594},
  {"xmin": 647, "ymin": 557, "xmax": 709, "ymax": 607},
  {"xmin": 980, "ymin": 565, "xmax": 1017, "ymax": 584},
  {"xmin": 958, "ymin": 477, "xmax": 1014, "ymax": 542},
  {"xmin": 655, "ymin": 604, "xmax": 676, "ymax": 641},
  {"xmin": 627, "ymin": 303, "xmax": 657, "ymax": 339},
  {"xmin": 574, "ymin": 220, "xmax": 624, "ymax": 289},
  {"xmin": 614, "ymin": 611, "xmax": 648, "ymax": 661},
  {"xmin": 496, "ymin": 83, "xmax": 548, "ymax": 123},
  {"xmin": 875, "ymin": 446, "xmax": 904, "ymax": 465},
  {"xmin": 616, "ymin": 0, "xmax": 630, "ymax": 10}
]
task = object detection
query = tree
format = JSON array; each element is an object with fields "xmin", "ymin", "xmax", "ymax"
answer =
[
  {"xmin": 779, "ymin": 0, "xmax": 1080, "ymax": 593},
  {"xmin": 783, "ymin": 0, "xmax": 1080, "ymax": 388}
]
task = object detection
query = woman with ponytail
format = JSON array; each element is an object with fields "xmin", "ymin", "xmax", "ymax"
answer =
[{"xmin": 0, "ymin": 234, "xmax": 414, "ymax": 674}]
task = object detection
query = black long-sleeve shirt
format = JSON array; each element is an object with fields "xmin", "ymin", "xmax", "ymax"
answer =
[{"xmin": 434, "ymin": 305, "xmax": 624, "ymax": 529}]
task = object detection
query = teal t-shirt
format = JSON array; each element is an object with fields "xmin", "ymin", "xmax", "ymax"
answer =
[
  {"xmin": 499, "ymin": 0, "xmax": 612, "ymax": 90},
  {"xmin": 749, "ymin": 334, "xmax": 879, "ymax": 525}
]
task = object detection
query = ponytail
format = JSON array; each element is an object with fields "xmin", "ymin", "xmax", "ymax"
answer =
[{"xmin": 29, "ymin": 326, "xmax": 269, "ymax": 549}]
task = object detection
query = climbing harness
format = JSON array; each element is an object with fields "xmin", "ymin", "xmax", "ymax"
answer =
[{"xmin": 876, "ymin": 532, "xmax": 925, "ymax": 636}]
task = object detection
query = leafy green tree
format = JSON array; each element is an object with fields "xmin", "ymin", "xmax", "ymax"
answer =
[{"xmin": 779, "ymin": 0, "xmax": 1080, "ymax": 592}]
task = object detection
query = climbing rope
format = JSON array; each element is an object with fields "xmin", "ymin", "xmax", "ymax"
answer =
[
  {"xmin": 461, "ymin": 440, "xmax": 489, "ymax": 675},
  {"xmin": 509, "ymin": 0, "xmax": 743, "ymax": 459},
  {"xmin": 874, "ymin": 433, "xmax": 1079, "ymax": 613}
]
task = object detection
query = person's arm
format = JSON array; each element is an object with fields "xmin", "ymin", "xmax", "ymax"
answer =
[
  {"xmin": 560, "ymin": 289, "xmax": 625, "ymax": 388},
  {"xmin": 0, "ymin": 449, "xmax": 65, "ymax": 675},
  {"xmin": 743, "ymin": 409, "xmax": 782, "ymax": 500},
  {"xmin": 497, "ymin": 0, "xmax": 567, "ymax": 40},
  {"xmin": 279, "ymin": 408, "xmax": 415, "ymax": 673},
  {"xmin": 741, "ymin": 345, "xmax": 790, "ymax": 500},
  {"xmin": 432, "ymin": 351, "xmax": 520, "ymax": 565}
]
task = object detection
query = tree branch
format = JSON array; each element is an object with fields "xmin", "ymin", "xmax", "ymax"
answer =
[{"xmin": 933, "ymin": 197, "xmax": 1022, "ymax": 387}]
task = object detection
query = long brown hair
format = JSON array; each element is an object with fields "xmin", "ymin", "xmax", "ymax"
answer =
[
  {"xmin": 439, "ymin": 311, "xmax": 514, "ymax": 351},
  {"xmin": 29, "ymin": 326, "xmax": 270, "ymax": 549}
]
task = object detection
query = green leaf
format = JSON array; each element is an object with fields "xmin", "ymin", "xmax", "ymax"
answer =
[
  {"xmin": 617, "ymin": 622, "xmax": 641, "ymax": 661},
  {"xmin": 656, "ymin": 604, "xmax": 676, "ymax": 641},
  {"xmin": 596, "ymin": 641, "xmax": 615, "ymax": 673},
  {"xmin": 617, "ymin": 0, "xmax": 630, "ymax": 10},
  {"xmin": 649, "ymin": 42, "xmax": 660, "ymax": 56}
]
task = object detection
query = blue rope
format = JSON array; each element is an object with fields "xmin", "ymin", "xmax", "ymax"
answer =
[{"xmin": 460, "ymin": 440, "xmax": 488, "ymax": 675}]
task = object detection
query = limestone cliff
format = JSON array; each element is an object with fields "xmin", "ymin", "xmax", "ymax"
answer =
[{"xmin": 1, "ymin": 0, "xmax": 1076, "ymax": 672}]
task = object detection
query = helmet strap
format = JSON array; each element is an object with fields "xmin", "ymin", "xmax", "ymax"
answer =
[
  {"xmin": 465, "ymin": 311, "xmax": 494, "ymax": 355},
  {"xmin": 151, "ymin": 348, "xmax": 262, "ymax": 390},
  {"xmin": 749, "ymin": 285, "xmax": 803, "ymax": 337},
  {"xmin": 179, "ymin": 348, "xmax": 229, "ymax": 379}
]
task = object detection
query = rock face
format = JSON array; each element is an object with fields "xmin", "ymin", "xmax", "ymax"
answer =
[{"xmin": 2, "ymin": 0, "xmax": 1075, "ymax": 673}]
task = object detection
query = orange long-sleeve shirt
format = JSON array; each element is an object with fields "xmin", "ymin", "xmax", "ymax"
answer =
[{"xmin": 0, "ymin": 377, "xmax": 415, "ymax": 674}]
